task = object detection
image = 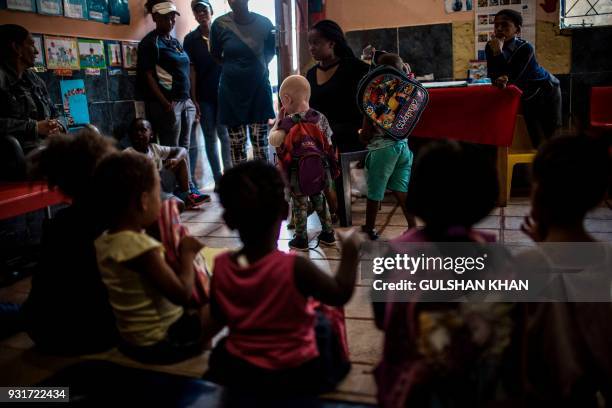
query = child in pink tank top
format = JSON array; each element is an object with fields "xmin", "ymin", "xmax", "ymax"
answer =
[{"xmin": 199, "ymin": 160, "xmax": 363, "ymax": 394}]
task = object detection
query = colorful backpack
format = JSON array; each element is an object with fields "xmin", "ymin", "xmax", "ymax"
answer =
[
  {"xmin": 356, "ymin": 65, "xmax": 429, "ymax": 140},
  {"xmin": 277, "ymin": 114, "xmax": 339, "ymax": 196}
]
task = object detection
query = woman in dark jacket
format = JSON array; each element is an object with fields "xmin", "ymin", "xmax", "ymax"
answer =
[{"xmin": 0, "ymin": 24, "xmax": 64, "ymax": 180}]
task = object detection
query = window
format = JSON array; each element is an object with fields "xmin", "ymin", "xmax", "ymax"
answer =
[{"xmin": 560, "ymin": 0, "xmax": 612, "ymax": 28}]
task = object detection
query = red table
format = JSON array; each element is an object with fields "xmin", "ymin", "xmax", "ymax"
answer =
[
  {"xmin": 339, "ymin": 85, "xmax": 524, "ymax": 225},
  {"xmin": 411, "ymin": 85, "xmax": 523, "ymax": 146},
  {"xmin": 0, "ymin": 182, "xmax": 68, "ymax": 220}
]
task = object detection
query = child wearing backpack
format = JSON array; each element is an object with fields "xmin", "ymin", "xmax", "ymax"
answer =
[
  {"xmin": 269, "ymin": 75, "xmax": 339, "ymax": 251},
  {"xmin": 359, "ymin": 53, "xmax": 417, "ymax": 240}
]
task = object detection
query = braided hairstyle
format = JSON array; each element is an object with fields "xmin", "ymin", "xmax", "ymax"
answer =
[
  {"xmin": 311, "ymin": 19, "xmax": 356, "ymax": 60},
  {"xmin": 217, "ymin": 160, "xmax": 288, "ymax": 233}
]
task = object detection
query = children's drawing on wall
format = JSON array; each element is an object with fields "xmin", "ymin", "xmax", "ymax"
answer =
[
  {"xmin": 63, "ymin": 0, "xmax": 88, "ymax": 19},
  {"xmin": 44, "ymin": 35, "xmax": 81, "ymax": 70},
  {"xmin": 78, "ymin": 38, "xmax": 106, "ymax": 69},
  {"xmin": 87, "ymin": 0, "xmax": 109, "ymax": 23},
  {"xmin": 32, "ymin": 34, "xmax": 46, "ymax": 72},
  {"xmin": 60, "ymin": 79, "xmax": 90, "ymax": 127},
  {"xmin": 36, "ymin": 0, "xmax": 63, "ymax": 15},
  {"xmin": 106, "ymin": 41, "xmax": 123, "ymax": 67},
  {"xmin": 109, "ymin": 0, "xmax": 130, "ymax": 24},
  {"xmin": 7, "ymin": 0, "xmax": 36, "ymax": 12},
  {"xmin": 445, "ymin": 0, "xmax": 473, "ymax": 12},
  {"xmin": 121, "ymin": 41, "xmax": 138, "ymax": 69}
]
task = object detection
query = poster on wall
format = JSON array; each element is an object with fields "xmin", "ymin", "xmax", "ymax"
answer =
[
  {"xmin": 106, "ymin": 40, "xmax": 123, "ymax": 68},
  {"xmin": 121, "ymin": 41, "xmax": 138, "ymax": 69},
  {"xmin": 44, "ymin": 35, "xmax": 80, "ymax": 70},
  {"xmin": 475, "ymin": 0, "xmax": 535, "ymax": 59},
  {"xmin": 63, "ymin": 0, "xmax": 88, "ymax": 19},
  {"xmin": 78, "ymin": 38, "xmax": 106, "ymax": 69},
  {"xmin": 87, "ymin": 0, "xmax": 109, "ymax": 23},
  {"xmin": 36, "ymin": 0, "xmax": 62, "ymax": 15},
  {"xmin": 32, "ymin": 34, "xmax": 46, "ymax": 72},
  {"xmin": 60, "ymin": 79, "xmax": 90, "ymax": 127},
  {"xmin": 7, "ymin": 0, "xmax": 36, "ymax": 11},
  {"xmin": 445, "ymin": 0, "xmax": 473, "ymax": 13},
  {"xmin": 109, "ymin": 0, "xmax": 130, "ymax": 24}
]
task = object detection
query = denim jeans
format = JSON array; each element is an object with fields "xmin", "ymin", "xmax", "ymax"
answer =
[
  {"xmin": 198, "ymin": 100, "xmax": 232, "ymax": 183},
  {"xmin": 147, "ymin": 98, "xmax": 198, "ymax": 183}
]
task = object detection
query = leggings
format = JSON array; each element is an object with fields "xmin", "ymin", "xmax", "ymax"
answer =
[{"xmin": 227, "ymin": 123, "xmax": 269, "ymax": 165}]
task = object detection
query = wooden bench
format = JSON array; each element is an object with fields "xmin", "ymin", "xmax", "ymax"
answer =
[{"xmin": 0, "ymin": 182, "xmax": 68, "ymax": 220}]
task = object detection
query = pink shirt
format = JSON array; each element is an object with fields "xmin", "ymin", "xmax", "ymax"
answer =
[{"xmin": 211, "ymin": 250, "xmax": 318, "ymax": 370}]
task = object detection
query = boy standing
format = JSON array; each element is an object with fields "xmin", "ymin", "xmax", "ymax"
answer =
[
  {"xmin": 359, "ymin": 54, "xmax": 416, "ymax": 240},
  {"xmin": 269, "ymin": 75, "xmax": 337, "ymax": 251}
]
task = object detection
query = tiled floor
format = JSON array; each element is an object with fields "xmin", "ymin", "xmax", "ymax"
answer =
[{"xmin": 1, "ymin": 193, "xmax": 611, "ymax": 405}]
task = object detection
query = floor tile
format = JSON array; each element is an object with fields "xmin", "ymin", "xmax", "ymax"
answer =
[
  {"xmin": 504, "ymin": 216, "xmax": 524, "ymax": 230},
  {"xmin": 474, "ymin": 216, "xmax": 501, "ymax": 229},
  {"xmin": 345, "ymin": 286, "xmax": 374, "ymax": 320},
  {"xmin": 587, "ymin": 206, "xmax": 612, "ymax": 220},
  {"xmin": 185, "ymin": 223, "xmax": 223, "ymax": 237},
  {"xmin": 345, "ymin": 319, "xmax": 383, "ymax": 365},
  {"xmin": 585, "ymin": 219, "xmax": 612, "ymax": 233},
  {"xmin": 502, "ymin": 230, "xmax": 535, "ymax": 245},
  {"xmin": 503, "ymin": 205, "xmax": 531, "ymax": 217}
]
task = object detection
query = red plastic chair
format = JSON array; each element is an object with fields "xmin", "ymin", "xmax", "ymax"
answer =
[{"xmin": 590, "ymin": 86, "xmax": 612, "ymax": 130}]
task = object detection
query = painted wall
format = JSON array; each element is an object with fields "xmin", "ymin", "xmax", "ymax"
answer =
[
  {"xmin": 327, "ymin": 0, "xmax": 557, "ymax": 31},
  {"xmin": 327, "ymin": 0, "xmax": 571, "ymax": 77},
  {"xmin": 0, "ymin": 0, "xmax": 196, "ymax": 41}
]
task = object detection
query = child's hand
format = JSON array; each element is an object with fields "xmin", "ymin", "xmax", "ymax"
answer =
[
  {"xmin": 179, "ymin": 236, "xmax": 204, "ymax": 258},
  {"xmin": 494, "ymin": 75, "xmax": 509, "ymax": 89},
  {"xmin": 487, "ymin": 37, "xmax": 504, "ymax": 56},
  {"xmin": 274, "ymin": 106, "xmax": 286, "ymax": 126},
  {"xmin": 337, "ymin": 228, "xmax": 365, "ymax": 255},
  {"xmin": 520, "ymin": 215, "xmax": 545, "ymax": 242},
  {"xmin": 164, "ymin": 158, "xmax": 181, "ymax": 169}
]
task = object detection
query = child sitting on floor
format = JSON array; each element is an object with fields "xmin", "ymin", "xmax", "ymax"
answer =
[
  {"xmin": 519, "ymin": 135, "xmax": 612, "ymax": 405},
  {"xmin": 375, "ymin": 141, "xmax": 516, "ymax": 407},
  {"xmin": 359, "ymin": 53, "xmax": 416, "ymax": 240},
  {"xmin": 125, "ymin": 118, "xmax": 210, "ymax": 210},
  {"xmin": 93, "ymin": 151, "xmax": 206, "ymax": 364},
  {"xmin": 22, "ymin": 129, "xmax": 118, "ymax": 354},
  {"xmin": 269, "ymin": 75, "xmax": 339, "ymax": 251},
  {"xmin": 201, "ymin": 160, "xmax": 362, "ymax": 394}
]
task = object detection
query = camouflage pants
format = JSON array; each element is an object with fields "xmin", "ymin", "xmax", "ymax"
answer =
[{"xmin": 292, "ymin": 193, "xmax": 333, "ymax": 239}]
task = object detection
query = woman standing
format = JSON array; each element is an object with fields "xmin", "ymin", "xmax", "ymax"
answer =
[
  {"xmin": 138, "ymin": 0, "xmax": 206, "ymax": 199},
  {"xmin": 306, "ymin": 20, "xmax": 369, "ymax": 225},
  {"xmin": 185, "ymin": 0, "xmax": 232, "ymax": 187},
  {"xmin": 306, "ymin": 20, "xmax": 369, "ymax": 154},
  {"xmin": 210, "ymin": 0, "xmax": 275, "ymax": 164}
]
